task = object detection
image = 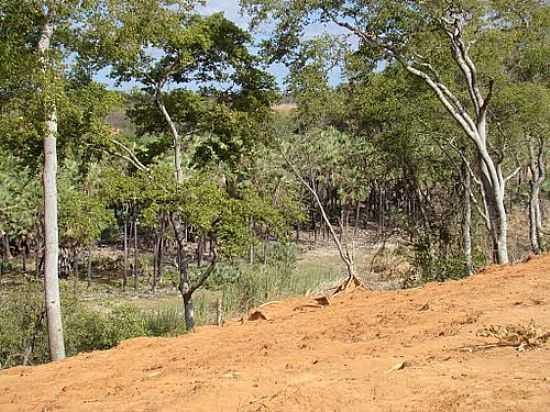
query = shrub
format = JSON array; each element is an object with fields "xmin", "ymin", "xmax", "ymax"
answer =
[{"xmin": 0, "ymin": 283, "xmax": 181, "ymax": 369}]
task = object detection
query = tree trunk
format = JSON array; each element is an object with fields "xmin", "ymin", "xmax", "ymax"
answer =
[
  {"xmin": 152, "ymin": 236, "xmax": 157, "ymax": 289},
  {"xmin": 379, "ymin": 187, "xmax": 385, "ymax": 234},
  {"xmin": 249, "ymin": 243, "xmax": 255, "ymax": 265},
  {"xmin": 156, "ymin": 91, "xmax": 183, "ymax": 185},
  {"xmin": 170, "ymin": 216, "xmax": 194, "ymax": 330},
  {"xmin": 133, "ymin": 210, "xmax": 138, "ymax": 291},
  {"xmin": 529, "ymin": 185, "xmax": 541, "ymax": 255},
  {"xmin": 178, "ymin": 247, "xmax": 194, "ymax": 331},
  {"xmin": 286, "ymin": 158, "xmax": 357, "ymax": 281},
  {"xmin": 158, "ymin": 224, "xmax": 165, "ymax": 282},
  {"xmin": 216, "ymin": 293, "xmax": 224, "ymax": 327},
  {"xmin": 354, "ymin": 201, "xmax": 361, "ymax": 237},
  {"xmin": 73, "ymin": 249, "xmax": 79, "ymax": 296},
  {"xmin": 1, "ymin": 234, "xmax": 11, "ymax": 260},
  {"xmin": 152, "ymin": 215, "xmax": 165, "ymax": 292},
  {"xmin": 249, "ymin": 219, "xmax": 255, "ymax": 265},
  {"xmin": 402, "ymin": 32, "xmax": 510, "ymax": 264},
  {"xmin": 182, "ymin": 291, "xmax": 194, "ymax": 331},
  {"xmin": 462, "ymin": 161, "xmax": 474, "ymax": 275},
  {"xmin": 123, "ymin": 209, "xmax": 128, "ymax": 290},
  {"xmin": 528, "ymin": 136, "xmax": 545, "ymax": 255},
  {"xmin": 478, "ymin": 155, "xmax": 509, "ymax": 264},
  {"xmin": 196, "ymin": 234, "xmax": 204, "ymax": 267},
  {"xmin": 22, "ymin": 239, "xmax": 27, "ymax": 272},
  {"xmin": 39, "ymin": 8, "xmax": 65, "ymax": 362},
  {"xmin": 43, "ymin": 104, "xmax": 66, "ymax": 361},
  {"xmin": 87, "ymin": 244, "xmax": 93, "ymax": 288}
]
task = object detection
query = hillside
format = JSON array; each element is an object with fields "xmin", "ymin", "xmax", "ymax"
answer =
[{"xmin": 2, "ymin": 256, "xmax": 550, "ymax": 412}]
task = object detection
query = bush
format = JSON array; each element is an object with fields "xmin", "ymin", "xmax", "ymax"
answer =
[
  {"xmin": 0, "ymin": 283, "xmax": 183, "ymax": 369},
  {"xmin": 0, "ymin": 284, "xmax": 47, "ymax": 368},
  {"xmin": 64, "ymin": 304, "xmax": 147, "ymax": 354},
  {"xmin": 142, "ymin": 305, "xmax": 186, "ymax": 336},
  {"xmin": 0, "ymin": 241, "xmax": 341, "ymax": 369},
  {"xmin": 412, "ymin": 235, "xmax": 470, "ymax": 283}
]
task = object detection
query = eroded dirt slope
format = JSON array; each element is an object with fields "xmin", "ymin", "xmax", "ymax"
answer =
[{"xmin": 1, "ymin": 256, "xmax": 550, "ymax": 412}]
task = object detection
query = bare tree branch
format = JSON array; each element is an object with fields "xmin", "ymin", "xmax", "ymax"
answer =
[{"xmin": 281, "ymin": 150, "xmax": 356, "ymax": 278}]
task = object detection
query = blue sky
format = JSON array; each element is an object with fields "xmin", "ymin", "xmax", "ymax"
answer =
[
  {"xmin": 198, "ymin": 0, "xmax": 247, "ymax": 27},
  {"xmin": 198, "ymin": 0, "xmax": 349, "ymax": 87},
  {"xmin": 98, "ymin": 0, "xmax": 347, "ymax": 91}
]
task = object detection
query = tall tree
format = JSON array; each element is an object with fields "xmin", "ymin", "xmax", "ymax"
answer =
[
  {"xmin": 242, "ymin": 0, "xmax": 548, "ymax": 264},
  {"xmin": 0, "ymin": 0, "xmax": 132, "ymax": 360},
  {"xmin": 37, "ymin": 2, "xmax": 65, "ymax": 361},
  {"xmin": 87, "ymin": 4, "xmax": 276, "ymax": 328}
]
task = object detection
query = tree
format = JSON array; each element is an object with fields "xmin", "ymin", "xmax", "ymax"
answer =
[
  {"xmin": 37, "ymin": 1, "xmax": 65, "ymax": 361},
  {"xmin": 0, "ymin": 155, "xmax": 39, "ymax": 271},
  {"xmin": 58, "ymin": 161, "xmax": 114, "ymax": 284},
  {"xmin": 85, "ymin": 4, "xmax": 277, "ymax": 328},
  {"xmin": 342, "ymin": 64, "xmax": 473, "ymax": 277},
  {"xmin": 86, "ymin": 4, "xmax": 276, "ymax": 183},
  {"xmin": 0, "ymin": 0, "xmax": 133, "ymax": 360},
  {"xmin": 492, "ymin": 82, "xmax": 549, "ymax": 255},
  {"xmin": 280, "ymin": 130, "xmax": 362, "ymax": 288},
  {"xmin": 242, "ymin": 0, "xmax": 549, "ymax": 264}
]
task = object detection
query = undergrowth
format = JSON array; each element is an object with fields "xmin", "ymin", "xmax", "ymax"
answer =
[{"xmin": 0, "ymin": 242, "xmax": 342, "ymax": 369}]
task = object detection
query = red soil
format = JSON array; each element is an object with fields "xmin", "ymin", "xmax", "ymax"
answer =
[{"xmin": 1, "ymin": 256, "xmax": 550, "ymax": 412}]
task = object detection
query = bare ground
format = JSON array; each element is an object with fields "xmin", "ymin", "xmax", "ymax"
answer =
[{"xmin": 1, "ymin": 255, "xmax": 550, "ymax": 412}]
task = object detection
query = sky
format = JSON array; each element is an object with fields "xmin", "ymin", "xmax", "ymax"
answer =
[
  {"xmin": 199, "ymin": 0, "xmax": 247, "ymax": 27},
  {"xmin": 199, "ymin": 0, "xmax": 292, "ymax": 90},
  {"xmin": 98, "ymin": 0, "xmax": 348, "ymax": 91},
  {"xmin": 199, "ymin": 0, "xmax": 349, "ymax": 87}
]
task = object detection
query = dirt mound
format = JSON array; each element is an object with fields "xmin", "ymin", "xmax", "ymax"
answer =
[{"xmin": 2, "ymin": 256, "xmax": 550, "ymax": 412}]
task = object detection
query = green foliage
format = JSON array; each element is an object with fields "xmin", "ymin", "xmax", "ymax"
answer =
[
  {"xmin": 205, "ymin": 241, "xmax": 341, "ymax": 313},
  {"xmin": 0, "ymin": 155, "xmax": 39, "ymax": 238},
  {"xmin": 58, "ymin": 162, "xmax": 115, "ymax": 248},
  {"xmin": 64, "ymin": 304, "xmax": 147, "ymax": 353},
  {"xmin": 412, "ymin": 235, "xmax": 470, "ymax": 283},
  {"xmin": 220, "ymin": 256, "xmax": 340, "ymax": 313},
  {"xmin": 1, "ymin": 0, "xmax": 549, "ymax": 371},
  {"xmin": 0, "ymin": 283, "xmax": 185, "ymax": 369},
  {"xmin": 0, "ymin": 283, "xmax": 45, "ymax": 368},
  {"xmin": 141, "ymin": 305, "xmax": 186, "ymax": 337},
  {"xmin": 95, "ymin": 6, "xmax": 278, "ymax": 168},
  {"xmin": 0, "ymin": 242, "xmax": 342, "ymax": 369}
]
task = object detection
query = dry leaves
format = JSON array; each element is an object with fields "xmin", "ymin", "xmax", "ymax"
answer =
[{"xmin": 471, "ymin": 321, "xmax": 550, "ymax": 352}]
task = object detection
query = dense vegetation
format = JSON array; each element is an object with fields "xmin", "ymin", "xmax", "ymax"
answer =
[{"xmin": 0, "ymin": 0, "xmax": 548, "ymax": 367}]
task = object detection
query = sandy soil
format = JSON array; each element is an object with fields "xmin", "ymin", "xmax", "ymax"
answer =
[{"xmin": 1, "ymin": 256, "xmax": 550, "ymax": 412}]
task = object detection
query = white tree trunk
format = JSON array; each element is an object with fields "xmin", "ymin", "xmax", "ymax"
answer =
[
  {"xmin": 529, "ymin": 184, "xmax": 541, "ymax": 254},
  {"xmin": 494, "ymin": 185, "xmax": 509, "ymax": 264},
  {"xmin": 462, "ymin": 162, "xmax": 474, "ymax": 275},
  {"xmin": 157, "ymin": 90, "xmax": 200, "ymax": 327},
  {"xmin": 477, "ymin": 144, "xmax": 509, "ymax": 264},
  {"xmin": 328, "ymin": 8, "xmax": 514, "ymax": 264},
  {"xmin": 155, "ymin": 92, "xmax": 183, "ymax": 185},
  {"xmin": 528, "ymin": 137, "xmax": 545, "ymax": 255},
  {"xmin": 38, "ymin": 6, "xmax": 65, "ymax": 362},
  {"xmin": 284, "ymin": 157, "xmax": 357, "ymax": 280}
]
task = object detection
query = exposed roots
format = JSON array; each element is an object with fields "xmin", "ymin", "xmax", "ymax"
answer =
[{"xmin": 331, "ymin": 274, "xmax": 366, "ymax": 296}]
